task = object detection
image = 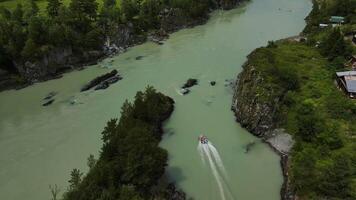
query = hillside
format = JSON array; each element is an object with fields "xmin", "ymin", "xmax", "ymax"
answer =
[{"xmin": 232, "ymin": 0, "xmax": 356, "ymax": 199}]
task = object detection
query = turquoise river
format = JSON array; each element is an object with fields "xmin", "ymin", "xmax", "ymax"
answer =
[{"xmin": 0, "ymin": 0, "xmax": 312, "ymax": 199}]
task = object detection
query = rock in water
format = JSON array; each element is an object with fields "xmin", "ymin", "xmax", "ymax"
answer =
[
  {"xmin": 135, "ymin": 56, "xmax": 144, "ymax": 60},
  {"xmin": 105, "ymin": 75, "xmax": 122, "ymax": 84},
  {"xmin": 182, "ymin": 78, "xmax": 198, "ymax": 89},
  {"xmin": 180, "ymin": 88, "xmax": 190, "ymax": 95},
  {"xmin": 244, "ymin": 141, "xmax": 256, "ymax": 153},
  {"xmin": 81, "ymin": 70, "xmax": 118, "ymax": 92},
  {"xmin": 43, "ymin": 91, "xmax": 57, "ymax": 100},
  {"xmin": 42, "ymin": 99, "xmax": 55, "ymax": 106},
  {"xmin": 210, "ymin": 81, "xmax": 216, "ymax": 86},
  {"xmin": 94, "ymin": 81, "xmax": 110, "ymax": 90}
]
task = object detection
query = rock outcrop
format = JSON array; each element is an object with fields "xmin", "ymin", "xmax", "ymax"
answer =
[
  {"xmin": 232, "ymin": 55, "xmax": 295, "ymax": 200},
  {"xmin": 232, "ymin": 62, "xmax": 283, "ymax": 136}
]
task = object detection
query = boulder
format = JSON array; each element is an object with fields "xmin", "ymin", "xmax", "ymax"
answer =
[
  {"xmin": 182, "ymin": 78, "xmax": 198, "ymax": 89},
  {"xmin": 210, "ymin": 81, "xmax": 216, "ymax": 86}
]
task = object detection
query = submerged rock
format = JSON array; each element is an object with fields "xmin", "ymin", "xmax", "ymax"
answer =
[
  {"xmin": 244, "ymin": 141, "xmax": 256, "ymax": 153},
  {"xmin": 81, "ymin": 70, "xmax": 118, "ymax": 92},
  {"xmin": 42, "ymin": 99, "xmax": 54, "ymax": 106},
  {"xmin": 135, "ymin": 56, "xmax": 144, "ymax": 60},
  {"xmin": 43, "ymin": 91, "xmax": 57, "ymax": 100}
]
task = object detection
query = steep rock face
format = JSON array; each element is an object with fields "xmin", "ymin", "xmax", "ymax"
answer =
[
  {"xmin": 14, "ymin": 48, "xmax": 104, "ymax": 81},
  {"xmin": 232, "ymin": 62, "xmax": 282, "ymax": 136},
  {"xmin": 232, "ymin": 55, "xmax": 294, "ymax": 200}
]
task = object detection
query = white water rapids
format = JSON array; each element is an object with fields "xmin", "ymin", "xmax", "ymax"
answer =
[{"xmin": 198, "ymin": 141, "xmax": 234, "ymax": 200}]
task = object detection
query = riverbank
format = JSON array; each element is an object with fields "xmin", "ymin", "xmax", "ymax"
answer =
[
  {"xmin": 0, "ymin": 0, "xmax": 247, "ymax": 92},
  {"xmin": 232, "ymin": 3, "xmax": 356, "ymax": 197}
]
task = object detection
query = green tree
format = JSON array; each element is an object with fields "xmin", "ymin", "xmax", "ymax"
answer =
[
  {"xmin": 24, "ymin": 0, "xmax": 39, "ymax": 19},
  {"xmin": 103, "ymin": 0, "xmax": 116, "ymax": 8},
  {"xmin": 47, "ymin": 0, "xmax": 62, "ymax": 17},
  {"xmin": 295, "ymin": 100, "xmax": 324, "ymax": 142},
  {"xmin": 87, "ymin": 154, "xmax": 96, "ymax": 169},
  {"xmin": 21, "ymin": 38, "xmax": 37, "ymax": 59},
  {"xmin": 120, "ymin": 0, "xmax": 139, "ymax": 20},
  {"xmin": 320, "ymin": 28, "xmax": 350, "ymax": 59},
  {"xmin": 68, "ymin": 168, "xmax": 83, "ymax": 190},
  {"xmin": 12, "ymin": 4, "xmax": 23, "ymax": 23},
  {"xmin": 69, "ymin": 0, "xmax": 98, "ymax": 20}
]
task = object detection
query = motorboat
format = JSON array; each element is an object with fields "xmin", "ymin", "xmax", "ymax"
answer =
[{"xmin": 198, "ymin": 134, "xmax": 208, "ymax": 144}]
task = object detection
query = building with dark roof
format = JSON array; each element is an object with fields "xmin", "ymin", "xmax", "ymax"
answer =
[{"xmin": 336, "ymin": 71, "xmax": 356, "ymax": 98}]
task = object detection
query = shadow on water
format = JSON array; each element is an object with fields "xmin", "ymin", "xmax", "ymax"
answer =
[{"xmin": 166, "ymin": 166, "xmax": 187, "ymax": 184}]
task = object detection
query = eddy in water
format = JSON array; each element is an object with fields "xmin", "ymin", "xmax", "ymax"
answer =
[{"xmin": 197, "ymin": 135, "xmax": 235, "ymax": 200}]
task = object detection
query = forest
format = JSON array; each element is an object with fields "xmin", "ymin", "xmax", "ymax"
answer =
[
  {"xmin": 0, "ymin": 0, "xmax": 238, "ymax": 76},
  {"xmin": 61, "ymin": 86, "xmax": 179, "ymax": 200}
]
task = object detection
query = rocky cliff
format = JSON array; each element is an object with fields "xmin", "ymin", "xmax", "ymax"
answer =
[
  {"xmin": 232, "ymin": 50, "xmax": 295, "ymax": 200},
  {"xmin": 232, "ymin": 54, "xmax": 283, "ymax": 136}
]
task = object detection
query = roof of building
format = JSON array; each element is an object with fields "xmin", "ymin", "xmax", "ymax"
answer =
[
  {"xmin": 337, "ymin": 71, "xmax": 356, "ymax": 93},
  {"xmin": 330, "ymin": 16, "xmax": 345, "ymax": 23},
  {"xmin": 336, "ymin": 71, "xmax": 356, "ymax": 77},
  {"xmin": 345, "ymin": 79, "xmax": 356, "ymax": 93}
]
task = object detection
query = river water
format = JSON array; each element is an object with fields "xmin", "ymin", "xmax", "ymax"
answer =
[{"xmin": 0, "ymin": 0, "xmax": 311, "ymax": 199}]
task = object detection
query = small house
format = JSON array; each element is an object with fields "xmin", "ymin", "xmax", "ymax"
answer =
[
  {"xmin": 336, "ymin": 71, "xmax": 356, "ymax": 98},
  {"xmin": 330, "ymin": 16, "xmax": 345, "ymax": 24}
]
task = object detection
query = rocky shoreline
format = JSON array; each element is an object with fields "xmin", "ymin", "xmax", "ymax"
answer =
[
  {"xmin": 232, "ymin": 59, "xmax": 295, "ymax": 200},
  {"xmin": 0, "ymin": 0, "xmax": 245, "ymax": 92}
]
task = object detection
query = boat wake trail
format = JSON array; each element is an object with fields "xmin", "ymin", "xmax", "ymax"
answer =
[{"xmin": 198, "ymin": 141, "xmax": 234, "ymax": 200}]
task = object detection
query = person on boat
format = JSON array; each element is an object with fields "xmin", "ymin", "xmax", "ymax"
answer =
[{"xmin": 198, "ymin": 134, "xmax": 208, "ymax": 144}]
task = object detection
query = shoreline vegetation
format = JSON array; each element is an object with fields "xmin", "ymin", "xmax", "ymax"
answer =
[
  {"xmin": 233, "ymin": 0, "xmax": 356, "ymax": 199},
  {"xmin": 58, "ymin": 86, "xmax": 188, "ymax": 200},
  {"xmin": 0, "ymin": 0, "xmax": 245, "ymax": 92}
]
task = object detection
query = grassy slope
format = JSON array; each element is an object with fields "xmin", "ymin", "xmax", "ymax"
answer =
[{"xmin": 249, "ymin": 40, "xmax": 356, "ymax": 199}]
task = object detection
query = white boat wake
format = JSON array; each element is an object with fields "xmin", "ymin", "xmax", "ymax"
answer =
[{"xmin": 198, "ymin": 141, "xmax": 235, "ymax": 200}]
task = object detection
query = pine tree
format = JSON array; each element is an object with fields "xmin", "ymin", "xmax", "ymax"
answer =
[
  {"xmin": 25, "ymin": 0, "xmax": 39, "ymax": 19},
  {"xmin": 21, "ymin": 38, "xmax": 37, "ymax": 59},
  {"xmin": 68, "ymin": 169, "xmax": 82, "ymax": 190},
  {"xmin": 12, "ymin": 4, "xmax": 23, "ymax": 23},
  {"xmin": 47, "ymin": 0, "xmax": 62, "ymax": 18},
  {"xmin": 69, "ymin": 0, "xmax": 98, "ymax": 20}
]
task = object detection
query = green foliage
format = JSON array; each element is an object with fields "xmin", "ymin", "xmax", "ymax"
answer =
[
  {"xmin": 246, "ymin": 41, "xmax": 356, "ymax": 199},
  {"xmin": 320, "ymin": 28, "xmax": 350, "ymax": 59},
  {"xmin": 295, "ymin": 100, "xmax": 324, "ymax": 142},
  {"xmin": 47, "ymin": 0, "xmax": 62, "ymax": 17},
  {"xmin": 68, "ymin": 168, "xmax": 83, "ymax": 190},
  {"xmin": 0, "ymin": 0, "xmax": 224, "ymax": 75},
  {"xmin": 63, "ymin": 87, "xmax": 174, "ymax": 200}
]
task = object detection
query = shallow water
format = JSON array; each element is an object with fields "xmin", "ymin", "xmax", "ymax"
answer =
[{"xmin": 0, "ymin": 0, "xmax": 311, "ymax": 199}]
